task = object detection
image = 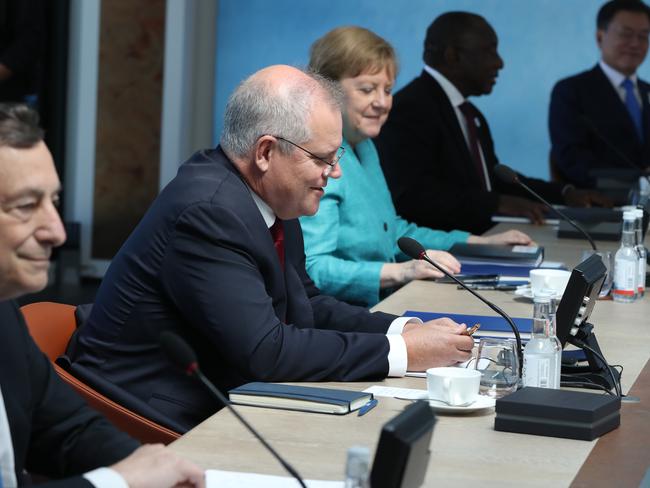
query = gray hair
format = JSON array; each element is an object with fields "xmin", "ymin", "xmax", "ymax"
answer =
[
  {"xmin": 0, "ymin": 103, "xmax": 44, "ymax": 148},
  {"xmin": 220, "ymin": 68, "xmax": 343, "ymax": 158}
]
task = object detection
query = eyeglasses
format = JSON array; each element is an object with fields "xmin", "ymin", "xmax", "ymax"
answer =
[{"xmin": 273, "ymin": 136, "xmax": 345, "ymax": 176}]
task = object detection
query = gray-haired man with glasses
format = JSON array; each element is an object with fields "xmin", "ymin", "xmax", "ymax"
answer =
[{"xmin": 71, "ymin": 65, "xmax": 471, "ymax": 432}]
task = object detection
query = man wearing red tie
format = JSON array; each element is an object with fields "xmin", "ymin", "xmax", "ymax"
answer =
[
  {"xmin": 70, "ymin": 65, "xmax": 475, "ymax": 432},
  {"xmin": 377, "ymin": 11, "xmax": 609, "ymax": 235}
]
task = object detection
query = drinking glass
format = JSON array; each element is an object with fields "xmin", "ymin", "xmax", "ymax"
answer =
[
  {"xmin": 473, "ymin": 338, "xmax": 520, "ymax": 399},
  {"xmin": 580, "ymin": 250, "xmax": 614, "ymax": 297}
]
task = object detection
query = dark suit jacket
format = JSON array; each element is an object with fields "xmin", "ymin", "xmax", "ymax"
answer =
[
  {"xmin": 549, "ymin": 64, "xmax": 650, "ymax": 187},
  {"xmin": 71, "ymin": 147, "xmax": 396, "ymax": 432},
  {"xmin": 376, "ymin": 70, "xmax": 565, "ymax": 235},
  {"xmin": 0, "ymin": 301, "xmax": 137, "ymax": 487}
]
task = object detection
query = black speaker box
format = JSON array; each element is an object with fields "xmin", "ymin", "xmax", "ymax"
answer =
[{"xmin": 494, "ymin": 387, "xmax": 620, "ymax": 441}]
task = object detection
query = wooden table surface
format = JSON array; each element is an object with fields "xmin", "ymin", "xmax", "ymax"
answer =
[{"xmin": 170, "ymin": 222, "xmax": 650, "ymax": 487}]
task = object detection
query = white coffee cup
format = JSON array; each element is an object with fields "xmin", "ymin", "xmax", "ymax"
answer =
[
  {"xmin": 529, "ymin": 269, "xmax": 571, "ymax": 297},
  {"xmin": 426, "ymin": 367, "xmax": 481, "ymax": 406}
]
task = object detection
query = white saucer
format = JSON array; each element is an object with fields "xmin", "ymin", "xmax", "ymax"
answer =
[
  {"xmin": 514, "ymin": 285, "xmax": 562, "ymax": 301},
  {"xmin": 428, "ymin": 395, "xmax": 496, "ymax": 413}
]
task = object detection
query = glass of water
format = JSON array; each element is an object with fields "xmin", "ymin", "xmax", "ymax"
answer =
[{"xmin": 474, "ymin": 338, "xmax": 520, "ymax": 399}]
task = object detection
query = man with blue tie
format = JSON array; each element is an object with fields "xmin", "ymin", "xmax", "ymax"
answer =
[{"xmin": 549, "ymin": 0, "xmax": 650, "ymax": 187}]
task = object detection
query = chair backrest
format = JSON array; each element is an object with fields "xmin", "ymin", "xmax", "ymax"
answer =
[
  {"xmin": 20, "ymin": 302, "xmax": 180, "ymax": 445},
  {"xmin": 20, "ymin": 302, "xmax": 76, "ymax": 361}
]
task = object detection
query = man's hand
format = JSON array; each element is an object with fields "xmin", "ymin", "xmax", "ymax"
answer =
[
  {"xmin": 111, "ymin": 444, "xmax": 205, "ymax": 488},
  {"xmin": 497, "ymin": 195, "xmax": 547, "ymax": 224},
  {"xmin": 402, "ymin": 318, "xmax": 474, "ymax": 371},
  {"xmin": 563, "ymin": 187, "xmax": 614, "ymax": 208},
  {"xmin": 468, "ymin": 229, "xmax": 533, "ymax": 246}
]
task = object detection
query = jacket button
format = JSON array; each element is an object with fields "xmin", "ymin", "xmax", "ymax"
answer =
[{"xmin": 383, "ymin": 222, "xmax": 388, "ymax": 231}]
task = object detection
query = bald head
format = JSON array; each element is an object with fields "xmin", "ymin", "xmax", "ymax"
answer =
[{"xmin": 221, "ymin": 65, "xmax": 343, "ymax": 159}]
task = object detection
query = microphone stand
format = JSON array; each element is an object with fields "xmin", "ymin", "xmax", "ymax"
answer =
[
  {"xmin": 498, "ymin": 167, "xmax": 598, "ymax": 251},
  {"xmin": 398, "ymin": 238, "xmax": 523, "ymax": 376}
]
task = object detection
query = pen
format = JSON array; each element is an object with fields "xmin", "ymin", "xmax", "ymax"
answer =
[{"xmin": 358, "ymin": 398, "xmax": 378, "ymax": 416}]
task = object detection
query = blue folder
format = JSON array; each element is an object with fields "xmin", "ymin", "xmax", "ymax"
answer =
[
  {"xmin": 404, "ymin": 310, "xmax": 533, "ymax": 333},
  {"xmin": 459, "ymin": 263, "xmax": 537, "ymax": 278}
]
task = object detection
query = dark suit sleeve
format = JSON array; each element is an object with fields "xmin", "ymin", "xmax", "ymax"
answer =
[
  {"xmin": 11, "ymin": 304, "xmax": 139, "ymax": 481},
  {"xmin": 288, "ymin": 220, "xmax": 397, "ymax": 333},
  {"xmin": 159, "ymin": 204, "xmax": 392, "ymax": 383},
  {"xmin": 549, "ymin": 79, "xmax": 597, "ymax": 187}
]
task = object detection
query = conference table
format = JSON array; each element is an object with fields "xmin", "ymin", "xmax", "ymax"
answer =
[{"xmin": 170, "ymin": 222, "xmax": 650, "ymax": 487}]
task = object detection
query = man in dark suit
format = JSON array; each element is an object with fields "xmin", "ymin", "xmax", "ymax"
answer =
[
  {"xmin": 70, "ymin": 65, "xmax": 474, "ymax": 432},
  {"xmin": 550, "ymin": 0, "xmax": 650, "ymax": 187},
  {"xmin": 0, "ymin": 104, "xmax": 204, "ymax": 487},
  {"xmin": 376, "ymin": 12, "xmax": 608, "ymax": 235}
]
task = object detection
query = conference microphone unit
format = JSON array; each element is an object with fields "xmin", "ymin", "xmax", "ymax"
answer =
[
  {"xmin": 159, "ymin": 332, "xmax": 307, "ymax": 488},
  {"xmin": 397, "ymin": 237, "xmax": 523, "ymax": 375},
  {"xmin": 493, "ymin": 164, "xmax": 598, "ymax": 251}
]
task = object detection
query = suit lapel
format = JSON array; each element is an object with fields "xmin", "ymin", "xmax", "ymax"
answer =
[
  {"xmin": 638, "ymin": 80, "xmax": 650, "ymax": 163},
  {"xmin": 592, "ymin": 65, "xmax": 643, "ymax": 150},
  {"xmin": 421, "ymin": 72, "xmax": 482, "ymax": 187}
]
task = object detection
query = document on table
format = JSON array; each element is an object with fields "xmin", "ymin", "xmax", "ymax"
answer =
[
  {"xmin": 363, "ymin": 385, "xmax": 428, "ymax": 400},
  {"xmin": 206, "ymin": 469, "xmax": 344, "ymax": 487}
]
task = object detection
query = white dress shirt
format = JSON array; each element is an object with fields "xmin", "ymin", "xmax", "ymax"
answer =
[
  {"xmin": 247, "ymin": 187, "xmax": 418, "ymax": 376},
  {"xmin": 599, "ymin": 59, "xmax": 642, "ymax": 105},
  {"xmin": 0, "ymin": 387, "xmax": 17, "ymax": 487},
  {"xmin": 424, "ymin": 64, "xmax": 492, "ymax": 191}
]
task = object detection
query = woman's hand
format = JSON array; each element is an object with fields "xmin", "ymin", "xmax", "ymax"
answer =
[
  {"xmin": 468, "ymin": 230, "xmax": 534, "ymax": 246},
  {"xmin": 381, "ymin": 250, "xmax": 461, "ymax": 288}
]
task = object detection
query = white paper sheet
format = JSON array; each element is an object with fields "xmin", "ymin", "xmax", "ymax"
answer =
[
  {"xmin": 363, "ymin": 385, "xmax": 428, "ymax": 400},
  {"xmin": 206, "ymin": 469, "xmax": 344, "ymax": 487}
]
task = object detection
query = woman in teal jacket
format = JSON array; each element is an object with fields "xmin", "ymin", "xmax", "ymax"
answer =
[{"xmin": 300, "ymin": 26, "xmax": 531, "ymax": 306}]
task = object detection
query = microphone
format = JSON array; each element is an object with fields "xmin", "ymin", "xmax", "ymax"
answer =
[
  {"xmin": 493, "ymin": 164, "xmax": 598, "ymax": 251},
  {"xmin": 398, "ymin": 237, "xmax": 523, "ymax": 375},
  {"xmin": 580, "ymin": 115, "xmax": 650, "ymax": 185},
  {"xmin": 159, "ymin": 332, "xmax": 307, "ymax": 488}
]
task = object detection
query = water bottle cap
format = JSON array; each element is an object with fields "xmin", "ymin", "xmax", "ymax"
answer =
[
  {"xmin": 634, "ymin": 208, "xmax": 644, "ymax": 218},
  {"xmin": 623, "ymin": 210, "xmax": 636, "ymax": 221}
]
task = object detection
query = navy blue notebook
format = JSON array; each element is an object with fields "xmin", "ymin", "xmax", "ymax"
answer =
[
  {"xmin": 228, "ymin": 382, "xmax": 372, "ymax": 414},
  {"xmin": 404, "ymin": 310, "xmax": 533, "ymax": 334}
]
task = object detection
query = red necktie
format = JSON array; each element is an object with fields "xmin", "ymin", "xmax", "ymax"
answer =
[
  {"xmin": 459, "ymin": 101, "xmax": 489, "ymax": 190},
  {"xmin": 270, "ymin": 219, "xmax": 285, "ymax": 269}
]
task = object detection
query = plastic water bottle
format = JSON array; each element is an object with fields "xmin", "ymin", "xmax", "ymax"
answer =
[
  {"xmin": 613, "ymin": 211, "xmax": 638, "ymax": 303},
  {"xmin": 634, "ymin": 208, "xmax": 646, "ymax": 298},
  {"xmin": 522, "ymin": 292, "xmax": 561, "ymax": 389},
  {"xmin": 344, "ymin": 446, "xmax": 369, "ymax": 488}
]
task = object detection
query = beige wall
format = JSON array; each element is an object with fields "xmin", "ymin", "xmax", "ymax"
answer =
[{"xmin": 92, "ymin": 0, "xmax": 165, "ymax": 259}]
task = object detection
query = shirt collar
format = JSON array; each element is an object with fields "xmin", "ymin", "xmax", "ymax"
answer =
[
  {"xmin": 424, "ymin": 64, "xmax": 466, "ymax": 107},
  {"xmin": 599, "ymin": 59, "xmax": 637, "ymax": 87},
  {"xmin": 246, "ymin": 184, "xmax": 276, "ymax": 228}
]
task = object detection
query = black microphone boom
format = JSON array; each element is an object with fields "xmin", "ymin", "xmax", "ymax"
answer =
[
  {"xmin": 493, "ymin": 164, "xmax": 598, "ymax": 251},
  {"xmin": 159, "ymin": 331, "xmax": 307, "ymax": 488},
  {"xmin": 580, "ymin": 115, "xmax": 650, "ymax": 185},
  {"xmin": 398, "ymin": 237, "xmax": 523, "ymax": 375}
]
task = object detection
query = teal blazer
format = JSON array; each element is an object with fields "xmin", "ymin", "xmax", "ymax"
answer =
[{"xmin": 300, "ymin": 139, "xmax": 469, "ymax": 306}]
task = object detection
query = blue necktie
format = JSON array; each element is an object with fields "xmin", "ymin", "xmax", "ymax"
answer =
[{"xmin": 622, "ymin": 78, "xmax": 643, "ymax": 141}]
